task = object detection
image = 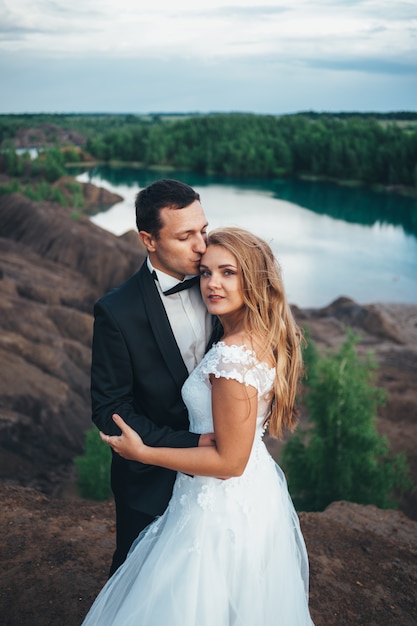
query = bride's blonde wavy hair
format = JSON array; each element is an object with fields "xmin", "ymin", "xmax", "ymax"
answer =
[{"xmin": 206, "ymin": 227, "xmax": 304, "ymax": 439}]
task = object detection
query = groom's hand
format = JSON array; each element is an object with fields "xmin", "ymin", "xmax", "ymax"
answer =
[{"xmin": 198, "ymin": 432, "xmax": 216, "ymax": 447}]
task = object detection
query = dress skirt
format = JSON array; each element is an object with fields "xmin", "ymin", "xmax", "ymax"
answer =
[{"xmin": 82, "ymin": 438, "xmax": 314, "ymax": 626}]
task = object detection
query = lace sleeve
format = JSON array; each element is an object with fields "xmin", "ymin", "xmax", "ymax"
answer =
[{"xmin": 201, "ymin": 342, "xmax": 275, "ymax": 395}]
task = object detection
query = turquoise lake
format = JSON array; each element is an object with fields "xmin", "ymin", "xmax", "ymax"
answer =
[{"xmin": 76, "ymin": 167, "xmax": 417, "ymax": 308}]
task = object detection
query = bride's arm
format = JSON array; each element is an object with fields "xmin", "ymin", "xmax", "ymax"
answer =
[{"xmin": 105, "ymin": 376, "xmax": 257, "ymax": 479}]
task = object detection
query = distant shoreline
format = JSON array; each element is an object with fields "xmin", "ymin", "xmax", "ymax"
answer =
[{"xmin": 65, "ymin": 161, "xmax": 417, "ymax": 200}]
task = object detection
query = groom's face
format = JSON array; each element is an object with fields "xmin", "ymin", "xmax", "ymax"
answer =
[{"xmin": 140, "ymin": 200, "xmax": 208, "ymax": 280}]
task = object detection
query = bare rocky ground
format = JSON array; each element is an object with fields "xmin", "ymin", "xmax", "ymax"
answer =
[
  {"xmin": 0, "ymin": 485, "xmax": 416, "ymax": 626},
  {"xmin": 0, "ymin": 191, "xmax": 416, "ymax": 625}
]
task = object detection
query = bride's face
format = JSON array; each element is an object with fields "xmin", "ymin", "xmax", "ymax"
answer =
[{"xmin": 199, "ymin": 245, "xmax": 244, "ymax": 317}]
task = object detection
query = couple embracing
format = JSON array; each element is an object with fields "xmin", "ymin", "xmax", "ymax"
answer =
[{"xmin": 83, "ymin": 179, "xmax": 314, "ymax": 625}]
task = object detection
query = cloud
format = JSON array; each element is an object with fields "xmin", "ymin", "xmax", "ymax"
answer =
[
  {"xmin": 309, "ymin": 56, "xmax": 417, "ymax": 76},
  {"xmin": 0, "ymin": 0, "xmax": 105, "ymax": 43},
  {"xmin": 0, "ymin": 51, "xmax": 415, "ymax": 115},
  {"xmin": 0, "ymin": 0, "xmax": 416, "ymax": 113},
  {"xmin": 1, "ymin": 0, "xmax": 416, "ymax": 64}
]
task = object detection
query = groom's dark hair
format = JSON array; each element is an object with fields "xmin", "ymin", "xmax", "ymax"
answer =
[{"xmin": 135, "ymin": 179, "xmax": 200, "ymax": 236}]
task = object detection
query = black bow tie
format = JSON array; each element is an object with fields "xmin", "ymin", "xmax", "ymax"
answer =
[{"xmin": 152, "ymin": 271, "xmax": 200, "ymax": 296}]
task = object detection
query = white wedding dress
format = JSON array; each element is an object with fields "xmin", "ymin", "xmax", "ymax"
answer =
[{"xmin": 82, "ymin": 342, "xmax": 314, "ymax": 625}]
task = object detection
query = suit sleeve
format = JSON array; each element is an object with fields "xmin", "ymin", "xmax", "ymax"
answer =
[{"xmin": 90, "ymin": 299, "xmax": 200, "ymax": 449}]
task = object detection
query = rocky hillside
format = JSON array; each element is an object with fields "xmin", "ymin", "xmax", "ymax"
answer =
[
  {"xmin": 0, "ymin": 190, "xmax": 416, "ymax": 625},
  {"xmin": 12, "ymin": 122, "xmax": 86, "ymax": 149},
  {"xmin": 0, "ymin": 192, "xmax": 146, "ymax": 494}
]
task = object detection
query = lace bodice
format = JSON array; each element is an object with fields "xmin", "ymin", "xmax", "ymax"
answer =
[{"xmin": 182, "ymin": 341, "xmax": 275, "ymax": 436}]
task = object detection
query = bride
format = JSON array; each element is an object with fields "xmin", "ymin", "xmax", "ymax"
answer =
[{"xmin": 82, "ymin": 227, "xmax": 315, "ymax": 625}]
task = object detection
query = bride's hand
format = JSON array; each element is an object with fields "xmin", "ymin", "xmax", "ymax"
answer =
[{"xmin": 100, "ymin": 414, "xmax": 147, "ymax": 462}]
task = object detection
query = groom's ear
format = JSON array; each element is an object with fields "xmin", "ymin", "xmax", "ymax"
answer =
[{"xmin": 139, "ymin": 230, "xmax": 156, "ymax": 252}]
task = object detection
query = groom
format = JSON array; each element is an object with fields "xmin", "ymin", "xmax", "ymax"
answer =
[{"xmin": 91, "ymin": 179, "xmax": 220, "ymax": 576}]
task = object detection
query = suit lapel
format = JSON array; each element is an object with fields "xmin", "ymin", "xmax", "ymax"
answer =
[
  {"xmin": 206, "ymin": 316, "xmax": 223, "ymax": 352},
  {"xmin": 137, "ymin": 264, "xmax": 189, "ymax": 389}
]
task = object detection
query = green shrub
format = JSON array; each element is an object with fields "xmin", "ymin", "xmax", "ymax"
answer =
[
  {"xmin": 0, "ymin": 178, "xmax": 85, "ymax": 208},
  {"xmin": 74, "ymin": 427, "xmax": 112, "ymax": 500},
  {"xmin": 50, "ymin": 186, "xmax": 67, "ymax": 206},
  {"xmin": 0, "ymin": 179, "xmax": 22, "ymax": 194},
  {"xmin": 282, "ymin": 332, "xmax": 411, "ymax": 511},
  {"xmin": 300, "ymin": 325, "xmax": 320, "ymax": 385},
  {"xmin": 24, "ymin": 183, "xmax": 43, "ymax": 201},
  {"xmin": 63, "ymin": 147, "xmax": 81, "ymax": 163},
  {"xmin": 64, "ymin": 180, "xmax": 84, "ymax": 207}
]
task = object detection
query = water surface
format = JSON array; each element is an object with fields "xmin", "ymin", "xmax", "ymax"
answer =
[{"xmin": 77, "ymin": 168, "xmax": 417, "ymax": 308}]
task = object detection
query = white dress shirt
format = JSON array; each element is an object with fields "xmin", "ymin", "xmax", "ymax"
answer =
[{"xmin": 147, "ymin": 258, "xmax": 212, "ymax": 374}]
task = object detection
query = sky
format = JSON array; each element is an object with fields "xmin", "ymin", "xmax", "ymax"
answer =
[{"xmin": 0, "ymin": 0, "xmax": 416, "ymax": 115}]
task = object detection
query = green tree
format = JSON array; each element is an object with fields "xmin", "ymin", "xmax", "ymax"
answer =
[
  {"xmin": 2, "ymin": 140, "xmax": 25, "ymax": 176},
  {"xmin": 0, "ymin": 179, "xmax": 22, "ymax": 195},
  {"xmin": 43, "ymin": 147, "xmax": 65, "ymax": 182},
  {"xmin": 282, "ymin": 332, "xmax": 411, "ymax": 511},
  {"xmin": 64, "ymin": 180, "xmax": 84, "ymax": 207},
  {"xmin": 50, "ymin": 186, "xmax": 68, "ymax": 206},
  {"xmin": 74, "ymin": 427, "xmax": 112, "ymax": 500}
]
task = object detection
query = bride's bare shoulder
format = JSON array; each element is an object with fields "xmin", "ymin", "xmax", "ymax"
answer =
[{"xmin": 221, "ymin": 331, "xmax": 252, "ymax": 348}]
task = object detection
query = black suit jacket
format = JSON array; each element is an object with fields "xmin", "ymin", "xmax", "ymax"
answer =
[{"xmin": 91, "ymin": 261, "xmax": 221, "ymax": 516}]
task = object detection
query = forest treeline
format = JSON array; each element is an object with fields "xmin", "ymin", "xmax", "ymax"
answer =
[
  {"xmin": 1, "ymin": 112, "xmax": 417, "ymax": 188},
  {"xmin": 87, "ymin": 113, "xmax": 417, "ymax": 187}
]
